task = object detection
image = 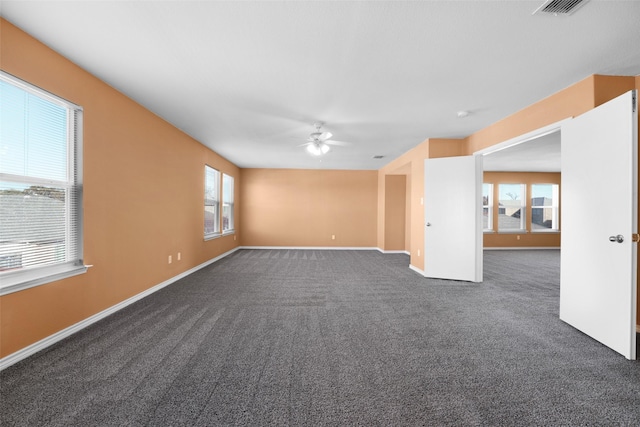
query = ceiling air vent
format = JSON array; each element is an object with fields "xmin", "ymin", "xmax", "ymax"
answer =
[
  {"xmin": 373, "ymin": 155, "xmax": 384, "ymax": 159},
  {"xmin": 533, "ymin": 0, "xmax": 589, "ymax": 16}
]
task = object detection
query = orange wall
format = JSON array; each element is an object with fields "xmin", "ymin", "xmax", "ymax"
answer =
[
  {"xmin": 239, "ymin": 169, "xmax": 377, "ymax": 247},
  {"xmin": 483, "ymin": 172, "xmax": 561, "ymax": 248},
  {"xmin": 378, "ymin": 139, "xmax": 465, "ymax": 271},
  {"xmin": 384, "ymin": 175, "xmax": 407, "ymax": 251},
  {"xmin": 0, "ymin": 20, "xmax": 240, "ymax": 357},
  {"xmin": 465, "ymin": 75, "xmax": 636, "ymax": 154}
]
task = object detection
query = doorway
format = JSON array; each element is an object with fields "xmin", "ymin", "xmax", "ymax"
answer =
[{"xmin": 478, "ymin": 90, "xmax": 638, "ymax": 360}]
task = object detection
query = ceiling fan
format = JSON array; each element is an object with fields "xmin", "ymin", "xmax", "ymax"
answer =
[{"xmin": 300, "ymin": 122, "xmax": 349, "ymax": 156}]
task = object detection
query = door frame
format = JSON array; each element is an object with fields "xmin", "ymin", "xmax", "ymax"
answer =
[
  {"xmin": 474, "ymin": 119, "xmax": 571, "ymax": 159},
  {"xmin": 476, "ymin": 114, "xmax": 639, "ymax": 358}
]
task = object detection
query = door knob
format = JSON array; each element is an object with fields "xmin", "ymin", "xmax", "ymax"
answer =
[
  {"xmin": 609, "ymin": 235, "xmax": 624, "ymax": 243},
  {"xmin": 426, "ymin": 222, "xmax": 431, "ymax": 227}
]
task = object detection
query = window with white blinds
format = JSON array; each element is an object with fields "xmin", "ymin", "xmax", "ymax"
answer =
[
  {"xmin": 0, "ymin": 72, "xmax": 85, "ymax": 295},
  {"xmin": 204, "ymin": 165, "xmax": 220, "ymax": 239},
  {"xmin": 222, "ymin": 173, "xmax": 234, "ymax": 233}
]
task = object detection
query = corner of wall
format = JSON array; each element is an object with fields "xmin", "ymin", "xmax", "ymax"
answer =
[{"xmin": 592, "ymin": 75, "xmax": 636, "ymax": 108}]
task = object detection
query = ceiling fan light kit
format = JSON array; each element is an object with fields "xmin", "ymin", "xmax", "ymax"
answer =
[
  {"xmin": 302, "ymin": 122, "xmax": 338, "ymax": 156},
  {"xmin": 306, "ymin": 142, "xmax": 330, "ymax": 156}
]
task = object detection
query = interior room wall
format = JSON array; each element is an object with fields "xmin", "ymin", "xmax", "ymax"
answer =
[
  {"xmin": 378, "ymin": 139, "xmax": 465, "ymax": 272},
  {"xmin": 239, "ymin": 169, "xmax": 377, "ymax": 248},
  {"xmin": 383, "ymin": 175, "xmax": 407, "ymax": 251},
  {"xmin": 0, "ymin": 20, "xmax": 240, "ymax": 358},
  {"xmin": 405, "ymin": 173, "xmax": 412, "ymax": 252},
  {"xmin": 483, "ymin": 172, "xmax": 561, "ymax": 248}
]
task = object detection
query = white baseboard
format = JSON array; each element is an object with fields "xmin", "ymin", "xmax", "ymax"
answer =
[
  {"xmin": 409, "ymin": 264, "xmax": 425, "ymax": 276},
  {"xmin": 239, "ymin": 246, "xmax": 411, "ymax": 255},
  {"xmin": 378, "ymin": 249, "xmax": 410, "ymax": 255},
  {"xmin": 484, "ymin": 247, "xmax": 561, "ymax": 251},
  {"xmin": 0, "ymin": 247, "xmax": 240, "ymax": 372},
  {"xmin": 239, "ymin": 246, "xmax": 380, "ymax": 251}
]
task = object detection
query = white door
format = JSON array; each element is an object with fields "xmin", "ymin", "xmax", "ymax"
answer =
[
  {"xmin": 424, "ymin": 155, "xmax": 483, "ymax": 282},
  {"xmin": 560, "ymin": 90, "xmax": 638, "ymax": 360}
]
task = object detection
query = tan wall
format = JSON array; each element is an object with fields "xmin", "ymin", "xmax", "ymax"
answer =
[
  {"xmin": 379, "ymin": 147, "xmax": 427, "ymax": 270},
  {"xmin": 483, "ymin": 172, "xmax": 561, "ymax": 248},
  {"xmin": 405, "ymin": 173, "xmax": 412, "ymax": 251},
  {"xmin": 0, "ymin": 20, "xmax": 240, "ymax": 358},
  {"xmin": 465, "ymin": 75, "xmax": 636, "ymax": 155},
  {"xmin": 464, "ymin": 77, "xmax": 595, "ymax": 154},
  {"xmin": 384, "ymin": 175, "xmax": 407, "ymax": 251},
  {"xmin": 239, "ymin": 169, "xmax": 377, "ymax": 247},
  {"xmin": 378, "ymin": 139, "xmax": 465, "ymax": 271}
]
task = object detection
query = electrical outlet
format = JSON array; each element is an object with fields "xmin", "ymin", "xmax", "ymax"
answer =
[
  {"xmin": 331, "ymin": 235, "xmax": 335, "ymax": 240},
  {"xmin": 517, "ymin": 235, "xmax": 521, "ymax": 240},
  {"xmin": 177, "ymin": 252, "xmax": 181, "ymax": 261},
  {"xmin": 418, "ymin": 249, "xmax": 421, "ymax": 256},
  {"xmin": 168, "ymin": 255, "xmax": 172, "ymax": 264}
]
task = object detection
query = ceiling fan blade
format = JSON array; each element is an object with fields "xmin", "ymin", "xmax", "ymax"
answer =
[
  {"xmin": 297, "ymin": 142, "xmax": 313, "ymax": 147},
  {"xmin": 319, "ymin": 131, "xmax": 333, "ymax": 141},
  {"xmin": 326, "ymin": 139, "xmax": 351, "ymax": 146}
]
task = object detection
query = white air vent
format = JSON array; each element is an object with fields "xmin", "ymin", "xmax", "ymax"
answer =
[{"xmin": 533, "ymin": 0, "xmax": 589, "ymax": 16}]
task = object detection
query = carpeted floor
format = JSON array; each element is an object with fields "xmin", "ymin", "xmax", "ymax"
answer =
[{"xmin": 1, "ymin": 249, "xmax": 639, "ymax": 426}]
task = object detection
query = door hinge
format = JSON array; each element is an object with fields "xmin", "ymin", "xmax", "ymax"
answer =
[{"xmin": 632, "ymin": 233, "xmax": 640, "ymax": 243}]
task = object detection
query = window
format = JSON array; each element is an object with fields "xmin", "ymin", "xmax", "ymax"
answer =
[
  {"xmin": 204, "ymin": 165, "xmax": 220, "ymax": 239},
  {"xmin": 498, "ymin": 183, "xmax": 526, "ymax": 232},
  {"xmin": 222, "ymin": 173, "xmax": 234, "ymax": 233},
  {"xmin": 531, "ymin": 184, "xmax": 559, "ymax": 231},
  {"xmin": 0, "ymin": 72, "xmax": 85, "ymax": 295},
  {"xmin": 482, "ymin": 183, "xmax": 493, "ymax": 231}
]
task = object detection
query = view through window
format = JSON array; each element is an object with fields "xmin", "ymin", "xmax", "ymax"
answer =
[
  {"xmin": 0, "ymin": 72, "xmax": 84, "ymax": 293},
  {"xmin": 498, "ymin": 183, "xmax": 526, "ymax": 232}
]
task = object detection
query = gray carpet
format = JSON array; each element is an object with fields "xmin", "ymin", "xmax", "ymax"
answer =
[{"xmin": 1, "ymin": 249, "xmax": 639, "ymax": 426}]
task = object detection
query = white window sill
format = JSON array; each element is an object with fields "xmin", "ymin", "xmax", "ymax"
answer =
[
  {"xmin": 531, "ymin": 229, "xmax": 560, "ymax": 233},
  {"xmin": 222, "ymin": 229, "xmax": 236, "ymax": 236},
  {"xmin": 0, "ymin": 263, "xmax": 88, "ymax": 296},
  {"xmin": 497, "ymin": 230, "xmax": 528, "ymax": 234},
  {"xmin": 204, "ymin": 232, "xmax": 222, "ymax": 241}
]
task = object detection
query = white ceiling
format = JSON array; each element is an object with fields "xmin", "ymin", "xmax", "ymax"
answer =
[
  {"xmin": 2, "ymin": 1, "xmax": 639, "ymax": 170},
  {"xmin": 483, "ymin": 131, "xmax": 561, "ymax": 172}
]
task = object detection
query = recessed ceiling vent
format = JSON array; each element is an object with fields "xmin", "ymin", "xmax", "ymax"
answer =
[
  {"xmin": 533, "ymin": 0, "xmax": 589, "ymax": 16},
  {"xmin": 373, "ymin": 155, "xmax": 384, "ymax": 159}
]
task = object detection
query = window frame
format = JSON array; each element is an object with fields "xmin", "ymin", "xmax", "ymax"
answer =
[
  {"xmin": 0, "ymin": 71, "xmax": 85, "ymax": 296},
  {"xmin": 497, "ymin": 183, "xmax": 527, "ymax": 233},
  {"xmin": 222, "ymin": 173, "xmax": 235, "ymax": 235},
  {"xmin": 482, "ymin": 183, "xmax": 494, "ymax": 232},
  {"xmin": 204, "ymin": 165, "xmax": 221, "ymax": 240},
  {"xmin": 531, "ymin": 183, "xmax": 560, "ymax": 232}
]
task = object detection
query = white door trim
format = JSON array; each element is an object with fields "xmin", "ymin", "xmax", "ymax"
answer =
[{"xmin": 474, "ymin": 118, "xmax": 572, "ymax": 157}]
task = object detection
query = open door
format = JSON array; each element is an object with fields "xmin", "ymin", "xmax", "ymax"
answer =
[
  {"xmin": 560, "ymin": 90, "xmax": 638, "ymax": 360},
  {"xmin": 424, "ymin": 155, "xmax": 483, "ymax": 282}
]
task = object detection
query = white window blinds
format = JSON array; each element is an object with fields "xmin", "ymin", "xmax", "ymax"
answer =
[
  {"xmin": 0, "ymin": 72, "xmax": 84, "ymax": 295},
  {"xmin": 222, "ymin": 173, "xmax": 234, "ymax": 232},
  {"xmin": 204, "ymin": 165, "xmax": 220, "ymax": 238}
]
